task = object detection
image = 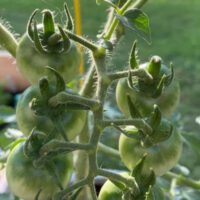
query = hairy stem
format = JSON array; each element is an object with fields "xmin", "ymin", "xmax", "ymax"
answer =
[
  {"xmin": 98, "ymin": 142, "xmax": 120, "ymax": 159},
  {"xmin": 64, "ymin": 29, "xmax": 98, "ymax": 52},
  {"xmin": 108, "ymin": 68, "xmax": 153, "ymax": 82},
  {"xmin": 0, "ymin": 23, "xmax": 18, "ymax": 57}
]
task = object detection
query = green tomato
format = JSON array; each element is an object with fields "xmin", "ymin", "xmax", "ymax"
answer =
[
  {"xmin": 116, "ymin": 77, "xmax": 180, "ymax": 117},
  {"xmin": 16, "ymin": 85, "xmax": 87, "ymax": 140},
  {"xmin": 119, "ymin": 126, "xmax": 183, "ymax": 176},
  {"xmin": 16, "ymin": 29, "xmax": 80, "ymax": 85},
  {"xmin": 6, "ymin": 142, "xmax": 73, "ymax": 200},
  {"xmin": 98, "ymin": 173, "xmax": 165, "ymax": 200}
]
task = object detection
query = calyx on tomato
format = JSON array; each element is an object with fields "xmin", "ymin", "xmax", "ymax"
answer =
[
  {"xmin": 98, "ymin": 156, "xmax": 165, "ymax": 200},
  {"xmin": 6, "ymin": 141, "xmax": 73, "ymax": 200},
  {"xmin": 128, "ymin": 46, "xmax": 174, "ymax": 98},
  {"xmin": 16, "ymin": 67, "xmax": 87, "ymax": 141},
  {"xmin": 119, "ymin": 123, "xmax": 182, "ymax": 176},
  {"xmin": 116, "ymin": 74, "xmax": 180, "ymax": 118},
  {"xmin": 16, "ymin": 5, "xmax": 80, "ymax": 84}
]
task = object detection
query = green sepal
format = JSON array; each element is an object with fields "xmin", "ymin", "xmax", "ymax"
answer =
[
  {"xmin": 145, "ymin": 185, "xmax": 154, "ymax": 200},
  {"xmin": 23, "ymin": 128, "xmax": 47, "ymax": 159},
  {"xmin": 114, "ymin": 124, "xmax": 141, "ymax": 140},
  {"xmin": 151, "ymin": 120, "xmax": 173, "ymax": 144},
  {"xmin": 64, "ymin": 3, "xmax": 74, "ymax": 31},
  {"xmin": 42, "ymin": 9, "xmax": 55, "ymax": 36},
  {"xmin": 147, "ymin": 56, "xmax": 162, "ymax": 78},
  {"xmin": 45, "ymin": 161, "xmax": 64, "ymax": 190},
  {"xmin": 34, "ymin": 189, "xmax": 42, "ymax": 200},
  {"xmin": 129, "ymin": 40, "xmax": 139, "ymax": 69},
  {"xmin": 130, "ymin": 154, "xmax": 147, "ymax": 185},
  {"xmin": 39, "ymin": 77, "xmax": 50, "ymax": 100},
  {"xmin": 68, "ymin": 188, "xmax": 83, "ymax": 200},
  {"xmin": 127, "ymin": 94, "xmax": 142, "ymax": 118},
  {"xmin": 148, "ymin": 105, "xmax": 162, "ymax": 130},
  {"xmin": 127, "ymin": 70, "xmax": 134, "ymax": 89},
  {"xmin": 27, "ymin": 9, "xmax": 39, "ymax": 41},
  {"xmin": 45, "ymin": 66, "xmax": 66, "ymax": 93},
  {"xmin": 152, "ymin": 75, "xmax": 166, "ymax": 98},
  {"xmin": 30, "ymin": 98, "xmax": 47, "ymax": 116},
  {"xmin": 142, "ymin": 169, "xmax": 156, "ymax": 191},
  {"xmin": 165, "ymin": 62, "xmax": 174, "ymax": 86},
  {"xmin": 57, "ymin": 25, "xmax": 71, "ymax": 52},
  {"xmin": 33, "ymin": 20, "xmax": 48, "ymax": 53},
  {"xmin": 110, "ymin": 179, "xmax": 126, "ymax": 191}
]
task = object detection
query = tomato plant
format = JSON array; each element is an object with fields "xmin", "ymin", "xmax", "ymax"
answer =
[
  {"xmin": 0, "ymin": 1, "xmax": 198, "ymax": 200},
  {"xmin": 6, "ymin": 142, "xmax": 73, "ymax": 200},
  {"xmin": 16, "ymin": 85, "xmax": 87, "ymax": 140}
]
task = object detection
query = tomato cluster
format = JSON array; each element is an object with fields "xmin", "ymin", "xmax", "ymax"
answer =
[{"xmin": 6, "ymin": 7, "xmax": 86, "ymax": 200}]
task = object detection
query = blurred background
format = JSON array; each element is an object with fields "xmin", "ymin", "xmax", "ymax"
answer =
[{"xmin": 0, "ymin": 0, "xmax": 200, "ymax": 198}]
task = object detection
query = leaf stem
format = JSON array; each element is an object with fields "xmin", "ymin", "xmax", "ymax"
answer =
[{"xmin": 103, "ymin": 0, "xmax": 149, "ymax": 40}]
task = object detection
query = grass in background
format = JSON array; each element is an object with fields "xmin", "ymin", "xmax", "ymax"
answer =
[{"xmin": 0, "ymin": 0, "xmax": 199, "ymax": 132}]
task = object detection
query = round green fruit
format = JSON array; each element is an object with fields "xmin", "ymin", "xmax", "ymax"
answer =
[
  {"xmin": 16, "ymin": 85, "xmax": 87, "ymax": 140},
  {"xmin": 16, "ymin": 29, "xmax": 80, "ymax": 85},
  {"xmin": 119, "ymin": 126, "xmax": 183, "ymax": 176},
  {"xmin": 6, "ymin": 142, "xmax": 73, "ymax": 200},
  {"xmin": 116, "ymin": 77, "xmax": 180, "ymax": 117}
]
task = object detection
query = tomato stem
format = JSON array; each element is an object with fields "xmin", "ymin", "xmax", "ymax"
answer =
[
  {"xmin": 163, "ymin": 171, "xmax": 200, "ymax": 190},
  {"xmin": 0, "ymin": 22, "xmax": 18, "ymax": 57},
  {"xmin": 64, "ymin": 29, "xmax": 98, "ymax": 52}
]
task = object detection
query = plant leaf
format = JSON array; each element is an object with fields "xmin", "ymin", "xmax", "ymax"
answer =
[{"xmin": 116, "ymin": 9, "xmax": 151, "ymax": 43}]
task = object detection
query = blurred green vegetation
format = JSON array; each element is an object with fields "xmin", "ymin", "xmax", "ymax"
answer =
[{"xmin": 0, "ymin": 0, "xmax": 200, "ymax": 173}]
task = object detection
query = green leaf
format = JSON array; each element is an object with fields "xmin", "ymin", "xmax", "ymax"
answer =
[
  {"xmin": 0, "ymin": 106, "xmax": 15, "ymax": 125},
  {"xmin": 116, "ymin": 9, "xmax": 151, "ymax": 43},
  {"xmin": 127, "ymin": 95, "xmax": 142, "ymax": 118}
]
